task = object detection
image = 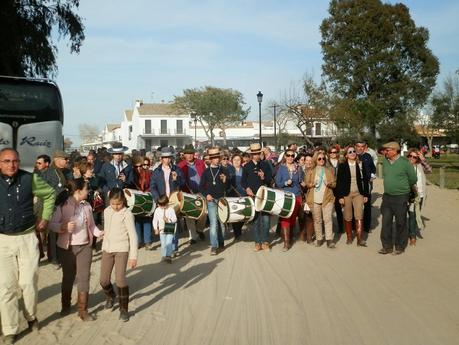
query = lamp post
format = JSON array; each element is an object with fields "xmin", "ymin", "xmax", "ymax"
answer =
[
  {"xmin": 270, "ymin": 103, "xmax": 278, "ymax": 150},
  {"xmin": 191, "ymin": 112, "xmax": 197, "ymax": 147},
  {"xmin": 257, "ymin": 91, "xmax": 263, "ymax": 146}
]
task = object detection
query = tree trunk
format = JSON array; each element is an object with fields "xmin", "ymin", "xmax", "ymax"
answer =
[{"xmin": 427, "ymin": 136, "xmax": 433, "ymax": 157}]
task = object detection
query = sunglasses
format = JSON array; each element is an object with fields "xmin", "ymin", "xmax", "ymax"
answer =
[
  {"xmin": 134, "ymin": 165, "xmax": 142, "ymax": 168},
  {"xmin": 347, "ymin": 150, "xmax": 356, "ymax": 154},
  {"xmin": 143, "ymin": 163, "xmax": 149, "ymax": 166},
  {"xmin": 285, "ymin": 154, "xmax": 295, "ymax": 158},
  {"xmin": 317, "ymin": 157, "xmax": 325, "ymax": 161},
  {"xmin": 330, "ymin": 151, "xmax": 337, "ymax": 154}
]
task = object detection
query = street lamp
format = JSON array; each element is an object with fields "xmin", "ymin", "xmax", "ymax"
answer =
[
  {"xmin": 257, "ymin": 91, "xmax": 263, "ymax": 146},
  {"xmin": 270, "ymin": 103, "xmax": 278, "ymax": 150},
  {"xmin": 191, "ymin": 112, "xmax": 197, "ymax": 147}
]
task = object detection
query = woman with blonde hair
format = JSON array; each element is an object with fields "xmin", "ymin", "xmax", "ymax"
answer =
[
  {"xmin": 304, "ymin": 151, "xmax": 336, "ymax": 248},
  {"xmin": 335, "ymin": 145, "xmax": 369, "ymax": 246}
]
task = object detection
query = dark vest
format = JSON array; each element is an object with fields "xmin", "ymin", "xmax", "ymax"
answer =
[{"xmin": 0, "ymin": 170, "xmax": 35, "ymax": 234}]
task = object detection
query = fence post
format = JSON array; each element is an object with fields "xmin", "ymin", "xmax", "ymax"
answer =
[
  {"xmin": 439, "ymin": 166, "xmax": 446, "ymax": 189},
  {"xmin": 377, "ymin": 162, "xmax": 383, "ymax": 178}
]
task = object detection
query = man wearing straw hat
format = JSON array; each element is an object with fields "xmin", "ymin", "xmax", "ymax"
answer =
[
  {"xmin": 177, "ymin": 144, "xmax": 207, "ymax": 244},
  {"xmin": 98, "ymin": 142, "xmax": 134, "ymax": 198},
  {"xmin": 242, "ymin": 143, "xmax": 272, "ymax": 251},
  {"xmin": 199, "ymin": 147, "xmax": 229, "ymax": 255}
]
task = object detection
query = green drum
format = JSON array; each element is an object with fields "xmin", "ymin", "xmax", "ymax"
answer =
[
  {"xmin": 169, "ymin": 191, "xmax": 207, "ymax": 219},
  {"xmin": 124, "ymin": 189, "xmax": 155, "ymax": 216},
  {"xmin": 254, "ymin": 186, "xmax": 295, "ymax": 218},
  {"xmin": 217, "ymin": 197, "xmax": 255, "ymax": 223}
]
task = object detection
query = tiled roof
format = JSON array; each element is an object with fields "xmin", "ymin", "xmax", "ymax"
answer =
[
  {"xmin": 137, "ymin": 103, "xmax": 182, "ymax": 116},
  {"xmin": 106, "ymin": 123, "xmax": 120, "ymax": 132},
  {"xmin": 124, "ymin": 110, "xmax": 133, "ymax": 121}
]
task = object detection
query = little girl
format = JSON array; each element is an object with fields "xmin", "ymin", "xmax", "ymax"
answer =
[
  {"xmin": 100, "ymin": 188, "xmax": 138, "ymax": 322},
  {"xmin": 152, "ymin": 195, "xmax": 177, "ymax": 263},
  {"xmin": 49, "ymin": 178, "xmax": 103, "ymax": 321}
]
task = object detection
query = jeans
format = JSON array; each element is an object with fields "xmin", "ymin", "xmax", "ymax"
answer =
[
  {"xmin": 408, "ymin": 198, "xmax": 423, "ymax": 237},
  {"xmin": 160, "ymin": 233, "xmax": 174, "ymax": 257},
  {"xmin": 381, "ymin": 193, "xmax": 409, "ymax": 250},
  {"xmin": 251, "ymin": 212, "xmax": 270, "ymax": 244},
  {"xmin": 135, "ymin": 217, "xmax": 152, "ymax": 245},
  {"xmin": 207, "ymin": 201, "xmax": 225, "ymax": 249}
]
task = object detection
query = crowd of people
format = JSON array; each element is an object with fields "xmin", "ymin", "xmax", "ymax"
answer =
[{"xmin": 0, "ymin": 138, "xmax": 432, "ymax": 344}]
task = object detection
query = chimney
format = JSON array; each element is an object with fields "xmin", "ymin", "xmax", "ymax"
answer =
[{"xmin": 135, "ymin": 99, "xmax": 143, "ymax": 108}]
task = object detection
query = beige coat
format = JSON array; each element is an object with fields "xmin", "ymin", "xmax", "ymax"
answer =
[
  {"xmin": 102, "ymin": 206, "xmax": 138, "ymax": 260},
  {"xmin": 304, "ymin": 167, "xmax": 336, "ymax": 209}
]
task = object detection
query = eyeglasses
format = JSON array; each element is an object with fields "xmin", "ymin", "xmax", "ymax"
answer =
[
  {"xmin": 317, "ymin": 157, "xmax": 325, "ymax": 161},
  {"xmin": 134, "ymin": 165, "xmax": 142, "ymax": 168},
  {"xmin": 0, "ymin": 159, "xmax": 20, "ymax": 165},
  {"xmin": 347, "ymin": 150, "xmax": 356, "ymax": 154},
  {"xmin": 285, "ymin": 154, "xmax": 295, "ymax": 158},
  {"xmin": 142, "ymin": 163, "xmax": 149, "ymax": 166},
  {"xmin": 330, "ymin": 151, "xmax": 337, "ymax": 154}
]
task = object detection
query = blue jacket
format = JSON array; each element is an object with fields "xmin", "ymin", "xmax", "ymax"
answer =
[
  {"xmin": 274, "ymin": 164, "xmax": 304, "ymax": 197},
  {"xmin": 98, "ymin": 160, "xmax": 134, "ymax": 195},
  {"xmin": 150, "ymin": 164, "xmax": 184, "ymax": 201}
]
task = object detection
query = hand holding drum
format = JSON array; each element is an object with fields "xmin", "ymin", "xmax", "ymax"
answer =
[{"xmin": 219, "ymin": 173, "xmax": 226, "ymax": 183}]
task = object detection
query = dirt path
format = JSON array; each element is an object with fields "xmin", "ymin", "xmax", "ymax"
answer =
[{"xmin": 14, "ymin": 180, "xmax": 459, "ymax": 345}]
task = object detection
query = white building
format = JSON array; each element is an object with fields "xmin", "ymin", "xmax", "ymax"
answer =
[{"xmin": 96, "ymin": 100, "xmax": 339, "ymax": 153}]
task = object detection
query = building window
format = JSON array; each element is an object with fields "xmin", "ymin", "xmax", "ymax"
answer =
[
  {"xmin": 145, "ymin": 120, "xmax": 151, "ymax": 134},
  {"xmin": 306, "ymin": 125, "xmax": 312, "ymax": 136},
  {"xmin": 160, "ymin": 139, "xmax": 168, "ymax": 147},
  {"xmin": 128, "ymin": 125, "xmax": 132, "ymax": 140},
  {"xmin": 145, "ymin": 139, "xmax": 152, "ymax": 151},
  {"xmin": 161, "ymin": 120, "xmax": 167, "ymax": 134},
  {"xmin": 315, "ymin": 122, "xmax": 321, "ymax": 136},
  {"xmin": 176, "ymin": 119, "xmax": 183, "ymax": 134},
  {"xmin": 176, "ymin": 138, "xmax": 184, "ymax": 148}
]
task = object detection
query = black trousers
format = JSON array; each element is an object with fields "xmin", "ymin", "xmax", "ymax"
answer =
[
  {"xmin": 380, "ymin": 194, "xmax": 410, "ymax": 250},
  {"xmin": 334, "ymin": 198, "xmax": 344, "ymax": 233},
  {"xmin": 363, "ymin": 194, "xmax": 372, "ymax": 232}
]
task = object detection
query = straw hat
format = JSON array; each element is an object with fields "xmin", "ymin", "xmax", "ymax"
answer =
[
  {"xmin": 207, "ymin": 147, "xmax": 222, "ymax": 159},
  {"xmin": 160, "ymin": 147, "xmax": 174, "ymax": 158},
  {"xmin": 248, "ymin": 143, "xmax": 262, "ymax": 154}
]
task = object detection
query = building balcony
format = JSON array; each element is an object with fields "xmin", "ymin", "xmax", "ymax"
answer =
[{"xmin": 142, "ymin": 128, "xmax": 187, "ymax": 136}]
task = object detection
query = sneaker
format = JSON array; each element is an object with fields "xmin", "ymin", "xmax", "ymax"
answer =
[
  {"xmin": 326, "ymin": 240, "xmax": 336, "ymax": 249},
  {"xmin": 27, "ymin": 318, "xmax": 39, "ymax": 332},
  {"xmin": 3, "ymin": 335, "xmax": 15, "ymax": 345},
  {"xmin": 261, "ymin": 242, "xmax": 270, "ymax": 251},
  {"xmin": 315, "ymin": 240, "xmax": 324, "ymax": 247},
  {"xmin": 210, "ymin": 248, "xmax": 218, "ymax": 256},
  {"xmin": 253, "ymin": 243, "xmax": 262, "ymax": 252},
  {"xmin": 119, "ymin": 310, "xmax": 129, "ymax": 322},
  {"xmin": 392, "ymin": 249, "xmax": 405, "ymax": 255},
  {"xmin": 166, "ymin": 256, "xmax": 172, "ymax": 263}
]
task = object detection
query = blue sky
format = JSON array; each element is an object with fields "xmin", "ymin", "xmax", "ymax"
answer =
[{"xmin": 55, "ymin": 0, "xmax": 459, "ymax": 144}]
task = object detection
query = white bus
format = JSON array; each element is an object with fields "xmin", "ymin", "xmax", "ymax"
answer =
[{"xmin": 0, "ymin": 76, "xmax": 64, "ymax": 171}]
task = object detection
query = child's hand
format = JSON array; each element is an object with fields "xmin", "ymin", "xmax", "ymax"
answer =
[{"xmin": 128, "ymin": 259, "xmax": 137, "ymax": 269}]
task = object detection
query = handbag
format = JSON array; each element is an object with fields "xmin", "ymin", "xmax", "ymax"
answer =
[
  {"xmin": 91, "ymin": 193, "xmax": 105, "ymax": 213},
  {"xmin": 163, "ymin": 222, "xmax": 176, "ymax": 234}
]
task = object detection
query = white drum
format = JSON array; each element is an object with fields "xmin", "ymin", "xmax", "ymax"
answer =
[
  {"xmin": 254, "ymin": 186, "xmax": 295, "ymax": 218},
  {"xmin": 217, "ymin": 197, "xmax": 255, "ymax": 224}
]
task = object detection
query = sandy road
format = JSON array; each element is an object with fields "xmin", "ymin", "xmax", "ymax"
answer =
[{"xmin": 11, "ymin": 180, "xmax": 459, "ymax": 345}]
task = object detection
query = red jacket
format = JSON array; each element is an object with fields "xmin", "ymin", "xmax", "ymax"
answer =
[{"xmin": 177, "ymin": 159, "xmax": 206, "ymax": 193}]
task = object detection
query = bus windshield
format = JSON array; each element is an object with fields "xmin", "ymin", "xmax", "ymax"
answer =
[
  {"xmin": 0, "ymin": 77, "xmax": 63, "ymax": 125},
  {"xmin": 0, "ymin": 76, "xmax": 64, "ymax": 172}
]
